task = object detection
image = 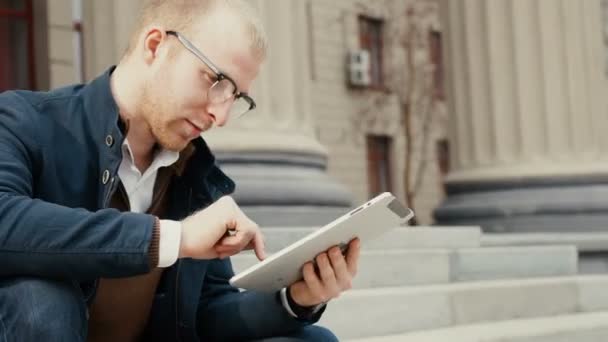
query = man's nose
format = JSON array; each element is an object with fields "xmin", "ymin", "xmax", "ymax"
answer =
[{"xmin": 207, "ymin": 100, "xmax": 232, "ymax": 127}]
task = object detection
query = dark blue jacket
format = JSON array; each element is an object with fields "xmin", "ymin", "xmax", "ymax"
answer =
[{"xmin": 0, "ymin": 68, "xmax": 319, "ymax": 341}]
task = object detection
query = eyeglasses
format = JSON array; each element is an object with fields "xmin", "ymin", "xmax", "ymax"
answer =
[{"xmin": 166, "ymin": 30, "xmax": 256, "ymax": 118}]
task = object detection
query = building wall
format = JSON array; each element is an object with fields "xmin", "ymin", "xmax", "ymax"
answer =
[
  {"xmin": 307, "ymin": 0, "xmax": 446, "ymax": 223},
  {"xmin": 82, "ymin": 0, "xmax": 143, "ymax": 79},
  {"xmin": 46, "ymin": 0, "xmax": 77, "ymax": 88}
]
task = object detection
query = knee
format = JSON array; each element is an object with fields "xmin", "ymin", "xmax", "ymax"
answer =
[
  {"xmin": 0, "ymin": 277, "xmax": 86, "ymax": 341},
  {"xmin": 296, "ymin": 325, "xmax": 339, "ymax": 342}
]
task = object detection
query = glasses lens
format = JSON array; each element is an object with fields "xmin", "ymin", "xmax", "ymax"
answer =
[
  {"xmin": 230, "ymin": 98, "xmax": 253, "ymax": 118},
  {"xmin": 209, "ymin": 79, "xmax": 235, "ymax": 103}
]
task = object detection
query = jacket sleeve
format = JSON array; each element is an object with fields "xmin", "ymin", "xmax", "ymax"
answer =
[
  {"xmin": 196, "ymin": 257, "xmax": 323, "ymax": 341},
  {"xmin": 0, "ymin": 95, "xmax": 156, "ymax": 280}
]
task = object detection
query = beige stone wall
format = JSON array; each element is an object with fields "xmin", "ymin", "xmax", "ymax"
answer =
[
  {"xmin": 307, "ymin": 0, "xmax": 446, "ymax": 223},
  {"xmin": 46, "ymin": 0, "xmax": 77, "ymax": 88},
  {"xmin": 602, "ymin": 0, "xmax": 608, "ymax": 76},
  {"xmin": 44, "ymin": 0, "xmax": 143, "ymax": 87},
  {"xmin": 83, "ymin": 0, "xmax": 143, "ymax": 79}
]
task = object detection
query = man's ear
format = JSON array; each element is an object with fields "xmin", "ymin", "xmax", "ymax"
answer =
[{"xmin": 142, "ymin": 28, "xmax": 166, "ymax": 65}]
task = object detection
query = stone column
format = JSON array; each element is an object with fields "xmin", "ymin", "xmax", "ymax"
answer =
[
  {"xmin": 203, "ymin": 0, "xmax": 352, "ymax": 226},
  {"xmin": 83, "ymin": 0, "xmax": 143, "ymax": 79},
  {"xmin": 435, "ymin": 0, "xmax": 608, "ymax": 232}
]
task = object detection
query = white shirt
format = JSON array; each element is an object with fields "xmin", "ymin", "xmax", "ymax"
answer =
[{"xmin": 118, "ymin": 139, "xmax": 181, "ymax": 268}]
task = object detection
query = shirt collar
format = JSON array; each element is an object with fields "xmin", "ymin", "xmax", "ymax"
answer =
[{"xmin": 121, "ymin": 139, "xmax": 180, "ymax": 172}]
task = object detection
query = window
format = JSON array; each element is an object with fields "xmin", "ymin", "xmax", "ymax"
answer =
[
  {"xmin": 359, "ymin": 16, "xmax": 384, "ymax": 88},
  {"xmin": 367, "ymin": 135, "xmax": 393, "ymax": 196},
  {"xmin": 436, "ymin": 138, "xmax": 450, "ymax": 193},
  {"xmin": 436, "ymin": 138, "xmax": 450, "ymax": 176},
  {"xmin": 429, "ymin": 30, "xmax": 445, "ymax": 101},
  {"xmin": 0, "ymin": 0, "xmax": 35, "ymax": 91}
]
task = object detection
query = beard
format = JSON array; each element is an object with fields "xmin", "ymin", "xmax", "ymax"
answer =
[
  {"xmin": 138, "ymin": 81, "xmax": 191, "ymax": 152},
  {"xmin": 150, "ymin": 116, "xmax": 189, "ymax": 152}
]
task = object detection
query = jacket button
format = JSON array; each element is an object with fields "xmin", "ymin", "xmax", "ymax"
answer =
[
  {"xmin": 102, "ymin": 170, "xmax": 110, "ymax": 184},
  {"xmin": 105, "ymin": 135, "xmax": 114, "ymax": 147}
]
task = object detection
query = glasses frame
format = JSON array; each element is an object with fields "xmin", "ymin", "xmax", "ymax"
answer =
[{"xmin": 166, "ymin": 30, "xmax": 256, "ymax": 117}]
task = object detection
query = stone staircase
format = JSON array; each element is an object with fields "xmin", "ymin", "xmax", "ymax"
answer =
[{"xmin": 232, "ymin": 226, "xmax": 608, "ymax": 341}]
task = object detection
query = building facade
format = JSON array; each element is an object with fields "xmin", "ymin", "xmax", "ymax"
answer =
[{"xmin": 307, "ymin": 0, "xmax": 447, "ymax": 224}]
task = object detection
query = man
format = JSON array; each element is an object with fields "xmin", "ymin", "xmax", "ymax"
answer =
[{"xmin": 0, "ymin": 0, "xmax": 360, "ymax": 341}]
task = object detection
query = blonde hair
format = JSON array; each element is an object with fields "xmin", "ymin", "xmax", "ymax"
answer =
[{"xmin": 124, "ymin": 0, "xmax": 267, "ymax": 60}]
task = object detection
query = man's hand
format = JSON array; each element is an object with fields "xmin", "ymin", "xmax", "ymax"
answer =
[
  {"xmin": 288, "ymin": 238, "xmax": 361, "ymax": 307},
  {"xmin": 179, "ymin": 196, "xmax": 266, "ymax": 261}
]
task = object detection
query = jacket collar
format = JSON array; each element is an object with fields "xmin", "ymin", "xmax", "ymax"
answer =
[{"xmin": 80, "ymin": 66, "xmax": 127, "ymax": 147}]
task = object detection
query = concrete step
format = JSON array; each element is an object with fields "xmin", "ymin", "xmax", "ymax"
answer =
[
  {"xmin": 259, "ymin": 226, "xmax": 482, "ymax": 252},
  {"xmin": 319, "ymin": 275, "xmax": 608, "ymax": 339},
  {"xmin": 451, "ymin": 245, "xmax": 577, "ymax": 282},
  {"xmin": 481, "ymin": 232, "xmax": 608, "ymax": 252},
  {"xmin": 345, "ymin": 311, "xmax": 608, "ymax": 342},
  {"xmin": 231, "ymin": 245, "xmax": 577, "ymax": 288},
  {"xmin": 481, "ymin": 233, "xmax": 608, "ymax": 274}
]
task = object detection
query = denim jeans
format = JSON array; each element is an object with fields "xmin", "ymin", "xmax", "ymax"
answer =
[{"xmin": 0, "ymin": 277, "xmax": 338, "ymax": 342}]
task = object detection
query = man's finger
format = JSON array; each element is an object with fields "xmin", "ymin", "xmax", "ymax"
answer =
[
  {"xmin": 346, "ymin": 238, "xmax": 361, "ymax": 276},
  {"xmin": 316, "ymin": 253, "xmax": 340, "ymax": 296},
  {"xmin": 232, "ymin": 209, "xmax": 262, "ymax": 251},
  {"xmin": 328, "ymin": 246, "xmax": 352, "ymax": 290},
  {"xmin": 218, "ymin": 233, "xmax": 246, "ymax": 248},
  {"xmin": 302, "ymin": 262, "xmax": 325, "ymax": 302},
  {"xmin": 252, "ymin": 231, "xmax": 266, "ymax": 260},
  {"xmin": 215, "ymin": 244, "xmax": 238, "ymax": 254}
]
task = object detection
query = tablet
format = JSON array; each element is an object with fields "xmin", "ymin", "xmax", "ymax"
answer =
[{"xmin": 229, "ymin": 192, "xmax": 414, "ymax": 292}]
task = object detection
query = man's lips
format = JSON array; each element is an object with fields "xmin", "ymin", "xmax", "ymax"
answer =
[{"xmin": 186, "ymin": 119, "xmax": 206, "ymax": 134}]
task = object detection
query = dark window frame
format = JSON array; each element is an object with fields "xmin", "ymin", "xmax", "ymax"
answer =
[
  {"xmin": 0, "ymin": 0, "xmax": 36, "ymax": 90},
  {"xmin": 366, "ymin": 135, "xmax": 394, "ymax": 197},
  {"xmin": 358, "ymin": 15, "xmax": 385, "ymax": 91},
  {"xmin": 429, "ymin": 30, "xmax": 445, "ymax": 101}
]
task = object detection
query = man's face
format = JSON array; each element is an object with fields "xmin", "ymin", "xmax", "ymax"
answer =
[{"xmin": 139, "ymin": 13, "xmax": 262, "ymax": 151}]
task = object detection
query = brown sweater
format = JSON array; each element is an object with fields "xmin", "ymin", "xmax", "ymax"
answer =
[{"xmin": 87, "ymin": 145, "xmax": 194, "ymax": 342}]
